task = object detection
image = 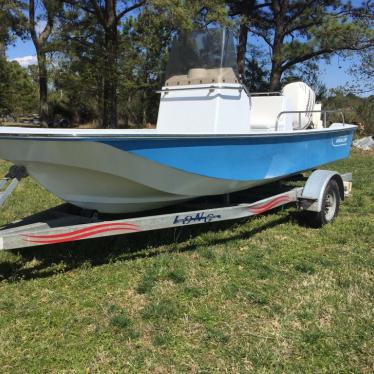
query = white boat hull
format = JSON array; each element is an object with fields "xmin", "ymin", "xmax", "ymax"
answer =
[
  {"xmin": 0, "ymin": 125, "xmax": 356, "ymax": 213},
  {"xmin": 0, "ymin": 139, "xmax": 256, "ymax": 213}
]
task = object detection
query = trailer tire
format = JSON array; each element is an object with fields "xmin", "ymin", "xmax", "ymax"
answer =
[{"xmin": 307, "ymin": 179, "xmax": 341, "ymax": 227}]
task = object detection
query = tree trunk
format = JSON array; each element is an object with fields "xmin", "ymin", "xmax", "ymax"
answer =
[
  {"xmin": 102, "ymin": 27, "xmax": 118, "ymax": 128},
  {"xmin": 102, "ymin": 73, "xmax": 117, "ymax": 128},
  {"xmin": 269, "ymin": 0, "xmax": 285, "ymax": 91},
  {"xmin": 269, "ymin": 31, "xmax": 284, "ymax": 91},
  {"xmin": 0, "ymin": 23, "xmax": 6, "ymax": 58},
  {"xmin": 0, "ymin": 40, "xmax": 5, "ymax": 58},
  {"xmin": 101, "ymin": 0, "xmax": 118, "ymax": 128},
  {"xmin": 237, "ymin": 22, "xmax": 249, "ymax": 78},
  {"xmin": 142, "ymin": 89, "xmax": 147, "ymax": 126},
  {"xmin": 97, "ymin": 74, "xmax": 104, "ymax": 127},
  {"xmin": 29, "ymin": 0, "xmax": 55, "ymax": 127},
  {"xmin": 269, "ymin": 64, "xmax": 282, "ymax": 91},
  {"xmin": 236, "ymin": 0, "xmax": 256, "ymax": 79},
  {"xmin": 37, "ymin": 51, "xmax": 49, "ymax": 124}
]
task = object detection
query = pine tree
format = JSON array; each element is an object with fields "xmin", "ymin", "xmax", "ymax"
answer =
[
  {"xmin": 250, "ymin": 0, "xmax": 374, "ymax": 90},
  {"xmin": 25, "ymin": 0, "xmax": 63, "ymax": 124},
  {"xmin": 0, "ymin": 58, "xmax": 38, "ymax": 117},
  {"xmin": 0, "ymin": 0, "xmax": 26, "ymax": 57}
]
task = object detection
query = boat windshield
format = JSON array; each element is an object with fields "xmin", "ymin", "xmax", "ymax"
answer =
[{"xmin": 165, "ymin": 28, "xmax": 239, "ymax": 85}]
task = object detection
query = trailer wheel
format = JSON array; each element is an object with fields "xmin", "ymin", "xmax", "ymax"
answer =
[{"xmin": 307, "ymin": 179, "xmax": 341, "ymax": 227}]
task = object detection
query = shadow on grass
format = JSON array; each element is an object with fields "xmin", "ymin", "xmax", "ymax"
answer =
[
  {"xmin": 0, "ymin": 175, "xmax": 309, "ymax": 282},
  {"xmin": 0, "ymin": 212, "xmax": 293, "ymax": 282}
]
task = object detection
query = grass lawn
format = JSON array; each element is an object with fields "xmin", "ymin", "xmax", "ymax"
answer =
[{"xmin": 0, "ymin": 149, "xmax": 373, "ymax": 373}]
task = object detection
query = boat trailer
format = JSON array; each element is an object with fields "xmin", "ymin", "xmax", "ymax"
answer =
[
  {"xmin": 0, "ymin": 166, "xmax": 28, "ymax": 209},
  {"xmin": 0, "ymin": 168, "xmax": 352, "ymax": 251}
]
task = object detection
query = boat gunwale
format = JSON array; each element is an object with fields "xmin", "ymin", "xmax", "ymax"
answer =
[{"xmin": 0, "ymin": 124, "xmax": 357, "ymax": 141}]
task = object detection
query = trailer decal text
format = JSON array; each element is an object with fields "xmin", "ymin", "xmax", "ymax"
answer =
[{"xmin": 173, "ymin": 212, "xmax": 221, "ymax": 225}]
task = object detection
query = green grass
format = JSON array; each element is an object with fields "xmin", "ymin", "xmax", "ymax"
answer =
[{"xmin": 0, "ymin": 149, "xmax": 373, "ymax": 373}]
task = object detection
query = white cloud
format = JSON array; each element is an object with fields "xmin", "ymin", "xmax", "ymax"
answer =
[{"xmin": 10, "ymin": 55, "xmax": 38, "ymax": 67}]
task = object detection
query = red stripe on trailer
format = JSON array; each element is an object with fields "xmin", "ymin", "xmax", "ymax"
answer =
[
  {"xmin": 23, "ymin": 227, "xmax": 140, "ymax": 245},
  {"xmin": 248, "ymin": 195, "xmax": 290, "ymax": 214},
  {"xmin": 22, "ymin": 223, "xmax": 140, "ymax": 244},
  {"xmin": 22, "ymin": 222, "xmax": 139, "ymax": 240},
  {"xmin": 24, "ymin": 227, "xmax": 140, "ymax": 245}
]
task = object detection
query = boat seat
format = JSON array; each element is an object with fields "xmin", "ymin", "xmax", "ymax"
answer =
[
  {"xmin": 250, "ymin": 96, "xmax": 291, "ymax": 131},
  {"xmin": 165, "ymin": 67, "xmax": 239, "ymax": 86}
]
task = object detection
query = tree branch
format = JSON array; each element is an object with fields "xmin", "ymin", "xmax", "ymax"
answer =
[
  {"xmin": 89, "ymin": 0, "xmax": 106, "ymax": 26},
  {"xmin": 80, "ymin": 5, "xmax": 98, "ymax": 16},
  {"xmin": 285, "ymin": 20, "xmax": 322, "ymax": 36},
  {"xmin": 254, "ymin": 2, "xmax": 272, "ymax": 10},
  {"xmin": 250, "ymin": 29, "xmax": 273, "ymax": 48},
  {"xmin": 281, "ymin": 42, "xmax": 373, "ymax": 71},
  {"xmin": 116, "ymin": 0, "xmax": 146, "ymax": 21}
]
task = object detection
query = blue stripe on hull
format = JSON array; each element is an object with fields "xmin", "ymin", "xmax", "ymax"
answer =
[{"xmin": 100, "ymin": 129, "xmax": 354, "ymax": 181}]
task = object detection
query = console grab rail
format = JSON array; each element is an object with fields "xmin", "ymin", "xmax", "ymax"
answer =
[{"xmin": 157, "ymin": 84, "xmax": 246, "ymax": 94}]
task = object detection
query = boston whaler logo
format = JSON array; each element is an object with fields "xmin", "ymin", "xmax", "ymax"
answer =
[
  {"xmin": 332, "ymin": 135, "xmax": 348, "ymax": 147},
  {"xmin": 173, "ymin": 212, "xmax": 221, "ymax": 225}
]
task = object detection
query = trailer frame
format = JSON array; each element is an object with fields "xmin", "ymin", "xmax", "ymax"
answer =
[{"xmin": 0, "ymin": 170, "xmax": 352, "ymax": 251}]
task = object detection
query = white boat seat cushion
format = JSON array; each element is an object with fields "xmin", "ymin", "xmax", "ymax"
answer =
[
  {"xmin": 165, "ymin": 67, "xmax": 239, "ymax": 86},
  {"xmin": 250, "ymin": 96, "xmax": 291, "ymax": 131}
]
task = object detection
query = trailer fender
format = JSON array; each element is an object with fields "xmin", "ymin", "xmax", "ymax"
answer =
[{"xmin": 299, "ymin": 170, "xmax": 345, "ymax": 212}]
